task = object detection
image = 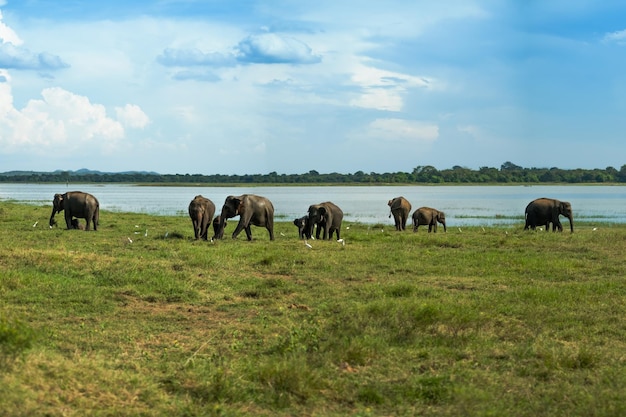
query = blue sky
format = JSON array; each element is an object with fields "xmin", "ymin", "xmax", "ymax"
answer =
[{"xmin": 1, "ymin": 0, "xmax": 625, "ymax": 175}]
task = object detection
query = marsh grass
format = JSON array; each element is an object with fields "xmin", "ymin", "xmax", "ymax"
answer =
[{"xmin": 1, "ymin": 201, "xmax": 626, "ymax": 416}]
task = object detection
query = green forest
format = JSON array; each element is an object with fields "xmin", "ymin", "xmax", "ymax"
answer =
[{"xmin": 2, "ymin": 162, "xmax": 626, "ymax": 184}]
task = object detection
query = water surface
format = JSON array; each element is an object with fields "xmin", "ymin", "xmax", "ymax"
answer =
[{"xmin": 1, "ymin": 183, "xmax": 625, "ymax": 226}]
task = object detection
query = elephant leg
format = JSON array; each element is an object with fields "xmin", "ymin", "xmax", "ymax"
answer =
[
  {"xmin": 91, "ymin": 212, "xmax": 97, "ymax": 231},
  {"xmin": 244, "ymin": 225, "xmax": 253, "ymax": 241},
  {"xmin": 202, "ymin": 218, "xmax": 210, "ymax": 240},
  {"xmin": 232, "ymin": 220, "xmax": 246, "ymax": 239},
  {"xmin": 555, "ymin": 220, "xmax": 563, "ymax": 232}
]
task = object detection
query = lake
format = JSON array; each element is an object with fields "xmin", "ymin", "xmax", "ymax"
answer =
[{"xmin": 1, "ymin": 183, "xmax": 625, "ymax": 226}]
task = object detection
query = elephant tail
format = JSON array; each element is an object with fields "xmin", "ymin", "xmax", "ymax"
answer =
[{"xmin": 95, "ymin": 205, "xmax": 100, "ymax": 226}]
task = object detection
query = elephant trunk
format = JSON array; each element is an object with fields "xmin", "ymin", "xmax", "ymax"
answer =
[
  {"xmin": 568, "ymin": 215, "xmax": 574, "ymax": 233},
  {"xmin": 216, "ymin": 211, "xmax": 228, "ymax": 238},
  {"xmin": 49, "ymin": 207, "xmax": 60, "ymax": 227}
]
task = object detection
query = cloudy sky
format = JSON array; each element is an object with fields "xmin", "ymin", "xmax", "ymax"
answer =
[{"xmin": 1, "ymin": 1, "xmax": 625, "ymax": 175}]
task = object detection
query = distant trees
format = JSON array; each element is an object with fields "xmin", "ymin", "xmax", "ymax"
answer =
[{"xmin": 1, "ymin": 162, "xmax": 625, "ymax": 184}]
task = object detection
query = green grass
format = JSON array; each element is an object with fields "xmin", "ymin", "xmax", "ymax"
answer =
[{"xmin": 1, "ymin": 201, "xmax": 626, "ymax": 416}]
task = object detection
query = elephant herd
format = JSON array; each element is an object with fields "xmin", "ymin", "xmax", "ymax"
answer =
[
  {"xmin": 387, "ymin": 196, "xmax": 573, "ymax": 233},
  {"xmin": 48, "ymin": 191, "xmax": 575, "ymax": 238},
  {"xmin": 189, "ymin": 195, "xmax": 345, "ymax": 242},
  {"xmin": 387, "ymin": 197, "xmax": 447, "ymax": 233}
]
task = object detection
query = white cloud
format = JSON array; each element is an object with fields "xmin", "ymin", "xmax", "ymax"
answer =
[
  {"xmin": 349, "ymin": 63, "xmax": 435, "ymax": 111},
  {"xmin": 351, "ymin": 88, "xmax": 404, "ymax": 112},
  {"xmin": 236, "ymin": 33, "xmax": 321, "ymax": 64},
  {"xmin": 115, "ymin": 104, "xmax": 150, "ymax": 129},
  {"xmin": 369, "ymin": 118, "xmax": 439, "ymax": 143},
  {"xmin": 0, "ymin": 42, "xmax": 69, "ymax": 70},
  {"xmin": 0, "ymin": 82, "xmax": 148, "ymax": 154},
  {"xmin": 0, "ymin": 10, "xmax": 21, "ymax": 45},
  {"xmin": 0, "ymin": 11, "xmax": 68, "ymax": 71},
  {"xmin": 602, "ymin": 29, "xmax": 626, "ymax": 44}
]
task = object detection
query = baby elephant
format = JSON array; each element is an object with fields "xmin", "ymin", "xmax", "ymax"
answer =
[
  {"xmin": 413, "ymin": 207, "xmax": 447, "ymax": 233},
  {"xmin": 71, "ymin": 218, "xmax": 85, "ymax": 230},
  {"xmin": 293, "ymin": 216, "xmax": 311, "ymax": 239},
  {"xmin": 211, "ymin": 215, "xmax": 227, "ymax": 240}
]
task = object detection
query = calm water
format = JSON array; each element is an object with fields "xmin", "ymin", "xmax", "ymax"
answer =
[{"xmin": 1, "ymin": 183, "xmax": 625, "ymax": 226}]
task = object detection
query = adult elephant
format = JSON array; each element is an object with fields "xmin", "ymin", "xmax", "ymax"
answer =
[
  {"xmin": 524, "ymin": 197, "xmax": 573, "ymax": 232},
  {"xmin": 49, "ymin": 191, "xmax": 100, "ymax": 231},
  {"xmin": 412, "ymin": 207, "xmax": 446, "ymax": 233},
  {"xmin": 306, "ymin": 202, "xmax": 343, "ymax": 240},
  {"xmin": 388, "ymin": 196, "xmax": 412, "ymax": 231},
  {"xmin": 217, "ymin": 194, "xmax": 275, "ymax": 241},
  {"xmin": 188, "ymin": 195, "xmax": 215, "ymax": 240}
]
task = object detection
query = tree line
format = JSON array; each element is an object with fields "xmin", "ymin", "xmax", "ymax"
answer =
[{"xmin": 2, "ymin": 162, "xmax": 626, "ymax": 184}]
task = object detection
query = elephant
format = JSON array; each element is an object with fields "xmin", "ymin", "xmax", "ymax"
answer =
[
  {"xmin": 188, "ymin": 195, "xmax": 216, "ymax": 240},
  {"xmin": 306, "ymin": 201, "xmax": 343, "ymax": 240},
  {"xmin": 413, "ymin": 207, "xmax": 447, "ymax": 233},
  {"xmin": 524, "ymin": 197, "xmax": 574, "ymax": 232},
  {"xmin": 49, "ymin": 191, "xmax": 100, "ymax": 231},
  {"xmin": 388, "ymin": 196, "xmax": 412, "ymax": 231},
  {"xmin": 212, "ymin": 215, "xmax": 226, "ymax": 240},
  {"xmin": 217, "ymin": 194, "xmax": 275, "ymax": 241},
  {"xmin": 293, "ymin": 216, "xmax": 311, "ymax": 239}
]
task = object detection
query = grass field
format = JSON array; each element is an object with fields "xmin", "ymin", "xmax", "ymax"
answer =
[{"xmin": 1, "ymin": 200, "xmax": 626, "ymax": 416}]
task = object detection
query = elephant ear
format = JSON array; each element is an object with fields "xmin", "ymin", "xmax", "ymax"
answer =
[
  {"xmin": 234, "ymin": 198, "xmax": 244, "ymax": 215},
  {"xmin": 319, "ymin": 206, "xmax": 327, "ymax": 216},
  {"xmin": 53, "ymin": 193, "xmax": 64, "ymax": 210}
]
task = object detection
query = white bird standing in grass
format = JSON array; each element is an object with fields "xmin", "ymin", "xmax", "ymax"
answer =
[
  {"xmin": 304, "ymin": 240, "xmax": 312, "ymax": 249},
  {"xmin": 33, "ymin": 221, "xmax": 38, "ymax": 227}
]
